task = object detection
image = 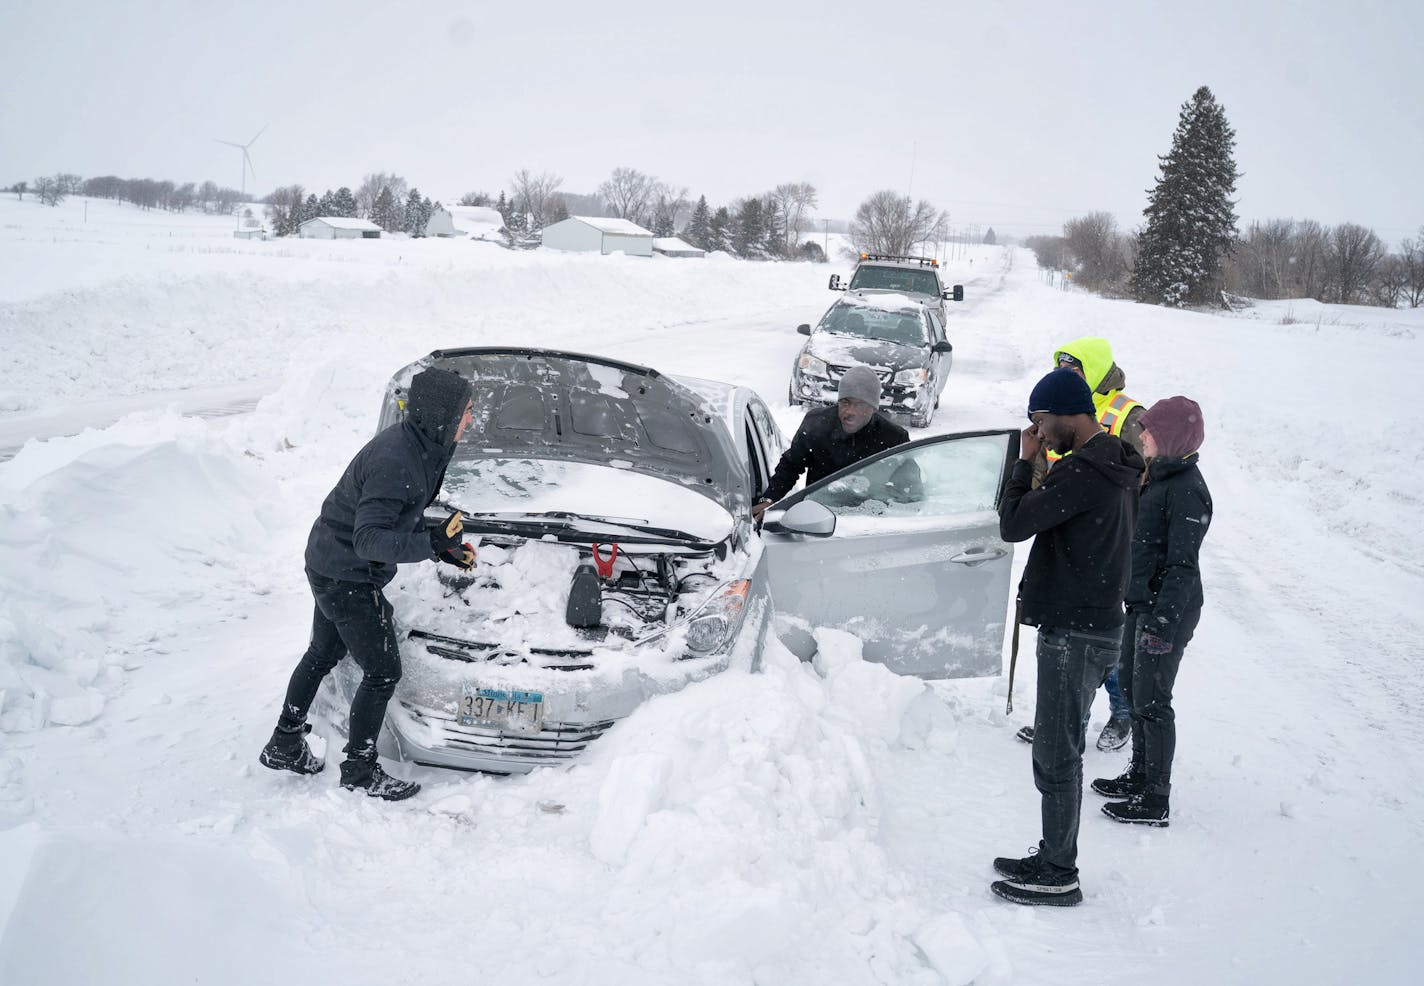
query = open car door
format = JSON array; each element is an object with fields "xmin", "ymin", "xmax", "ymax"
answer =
[{"xmin": 760, "ymin": 429, "xmax": 1020, "ymax": 678}]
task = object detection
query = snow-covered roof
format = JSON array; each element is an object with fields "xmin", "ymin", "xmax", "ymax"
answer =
[
  {"xmin": 653, "ymin": 237, "xmax": 704, "ymax": 255},
  {"xmin": 571, "ymin": 216, "xmax": 653, "ymax": 236},
  {"xmin": 305, "ymin": 217, "xmax": 382, "ymax": 231},
  {"xmin": 442, "ymin": 205, "xmax": 503, "ymax": 226}
]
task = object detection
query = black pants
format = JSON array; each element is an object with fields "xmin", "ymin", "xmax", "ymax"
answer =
[
  {"xmin": 1118, "ymin": 611, "xmax": 1197, "ymax": 799},
  {"xmin": 1031, "ymin": 626, "xmax": 1122, "ymax": 875},
  {"xmin": 277, "ymin": 571, "xmax": 402, "ymax": 763}
]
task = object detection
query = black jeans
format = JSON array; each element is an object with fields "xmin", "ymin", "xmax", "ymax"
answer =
[
  {"xmin": 1031, "ymin": 626, "xmax": 1122, "ymax": 875},
  {"xmin": 1118, "ymin": 611, "xmax": 1197, "ymax": 799},
  {"xmin": 277, "ymin": 571, "xmax": 403, "ymax": 763}
]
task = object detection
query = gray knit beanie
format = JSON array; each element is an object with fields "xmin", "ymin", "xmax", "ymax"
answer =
[{"xmin": 837, "ymin": 365, "xmax": 882, "ymax": 408}]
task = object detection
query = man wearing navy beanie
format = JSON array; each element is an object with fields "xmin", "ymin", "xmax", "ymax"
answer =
[{"xmin": 990, "ymin": 368, "xmax": 1145, "ymax": 906}]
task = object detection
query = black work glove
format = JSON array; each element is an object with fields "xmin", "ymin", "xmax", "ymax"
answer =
[
  {"xmin": 439, "ymin": 544, "xmax": 477, "ymax": 571},
  {"xmin": 429, "ymin": 510, "xmax": 464, "ymax": 557}
]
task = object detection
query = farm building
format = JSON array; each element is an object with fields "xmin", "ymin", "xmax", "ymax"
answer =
[
  {"xmin": 425, "ymin": 205, "xmax": 506, "ymax": 242},
  {"xmin": 540, "ymin": 216, "xmax": 654, "ymax": 257},
  {"xmin": 298, "ymin": 217, "xmax": 382, "ymax": 239}
]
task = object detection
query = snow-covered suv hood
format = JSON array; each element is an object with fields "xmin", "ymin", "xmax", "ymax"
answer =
[
  {"xmin": 381, "ymin": 348, "xmax": 747, "ymax": 516},
  {"xmin": 807, "ymin": 333, "xmax": 929, "ymax": 373}
]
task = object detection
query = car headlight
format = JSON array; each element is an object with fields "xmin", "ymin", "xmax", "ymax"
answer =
[
  {"xmin": 798, "ymin": 353, "xmax": 829, "ymax": 377},
  {"xmin": 682, "ymin": 579, "xmax": 750, "ymax": 657},
  {"xmin": 894, "ymin": 367, "xmax": 927, "ymax": 387}
]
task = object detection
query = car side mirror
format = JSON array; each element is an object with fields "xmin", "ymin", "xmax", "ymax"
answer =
[
  {"xmin": 933, "ymin": 341, "xmax": 953, "ymax": 354},
  {"xmin": 796, "ymin": 323, "xmax": 811, "ymax": 335},
  {"xmin": 828, "ymin": 274, "xmax": 844, "ymax": 291},
  {"xmin": 764, "ymin": 499, "xmax": 836, "ymax": 537},
  {"xmin": 945, "ymin": 284, "xmax": 964, "ymax": 302}
]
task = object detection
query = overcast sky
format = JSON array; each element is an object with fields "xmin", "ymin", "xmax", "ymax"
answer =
[{"xmin": 3, "ymin": 0, "xmax": 1421, "ymax": 240}]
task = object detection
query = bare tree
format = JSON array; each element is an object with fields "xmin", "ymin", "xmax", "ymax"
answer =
[
  {"xmin": 356, "ymin": 172, "xmax": 408, "ymax": 218},
  {"xmin": 1229, "ymin": 219, "xmax": 1296, "ymax": 298},
  {"xmin": 12, "ymin": 180, "xmax": 26, "ymax": 200},
  {"xmin": 1401, "ymin": 231, "xmax": 1424, "ymax": 308},
  {"xmin": 597, "ymin": 166, "xmax": 658, "ymax": 227},
  {"xmin": 33, "ymin": 175, "xmax": 65, "ymax": 207},
  {"xmin": 1291, "ymin": 220, "xmax": 1330, "ymax": 300},
  {"xmin": 770, "ymin": 182, "xmax": 818, "ymax": 255},
  {"xmin": 849, "ymin": 190, "xmax": 942, "ymax": 256},
  {"xmin": 1370, "ymin": 253, "xmax": 1407, "ymax": 308},
  {"xmin": 1062, "ymin": 212, "xmax": 1131, "ymax": 292},
  {"xmin": 509, "ymin": 168, "xmax": 564, "ymax": 231},
  {"xmin": 458, "ymin": 191, "xmax": 492, "ymax": 207},
  {"xmin": 1329, "ymin": 223, "xmax": 1385, "ymax": 303},
  {"xmin": 264, "ymin": 184, "xmax": 307, "ymax": 236}
]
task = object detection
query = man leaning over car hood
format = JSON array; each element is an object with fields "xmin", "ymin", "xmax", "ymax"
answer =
[{"xmin": 258, "ymin": 366, "xmax": 475, "ymax": 802}]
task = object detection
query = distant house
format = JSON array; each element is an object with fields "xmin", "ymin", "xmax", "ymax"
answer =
[
  {"xmin": 298, "ymin": 217, "xmax": 382, "ymax": 239},
  {"xmin": 232, "ymin": 227, "xmax": 266, "ymax": 240},
  {"xmin": 652, "ymin": 236, "xmax": 706, "ymax": 258},
  {"xmin": 425, "ymin": 204, "xmax": 506, "ymax": 242},
  {"xmin": 541, "ymin": 216, "xmax": 654, "ymax": 257}
]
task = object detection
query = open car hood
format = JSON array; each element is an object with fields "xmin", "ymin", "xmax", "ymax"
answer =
[{"xmin": 380, "ymin": 348, "xmax": 748, "ymax": 517}]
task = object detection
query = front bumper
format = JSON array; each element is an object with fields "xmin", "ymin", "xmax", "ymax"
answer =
[{"xmin": 790, "ymin": 369, "xmax": 929, "ymax": 420}]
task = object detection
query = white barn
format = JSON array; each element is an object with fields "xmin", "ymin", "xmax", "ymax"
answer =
[
  {"xmin": 541, "ymin": 216, "xmax": 654, "ymax": 257},
  {"xmin": 298, "ymin": 217, "xmax": 382, "ymax": 239},
  {"xmin": 425, "ymin": 204, "xmax": 506, "ymax": 242},
  {"xmin": 653, "ymin": 236, "xmax": 706, "ymax": 258}
]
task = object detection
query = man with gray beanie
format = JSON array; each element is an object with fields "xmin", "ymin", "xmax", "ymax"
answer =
[
  {"xmin": 990, "ymin": 368, "xmax": 1144, "ymax": 906},
  {"xmin": 753, "ymin": 365, "xmax": 908, "ymax": 520},
  {"xmin": 259, "ymin": 366, "xmax": 476, "ymax": 802}
]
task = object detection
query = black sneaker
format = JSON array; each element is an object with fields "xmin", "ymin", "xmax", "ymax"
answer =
[
  {"xmin": 1102, "ymin": 794, "xmax": 1169, "ymax": 827},
  {"xmin": 1091, "ymin": 769, "xmax": 1145, "ymax": 798},
  {"xmin": 1015, "ymin": 725, "xmax": 1035, "ymax": 743},
  {"xmin": 993, "ymin": 842, "xmax": 1046, "ymax": 880},
  {"xmin": 990, "ymin": 854, "xmax": 1083, "ymax": 907},
  {"xmin": 1095, "ymin": 718, "xmax": 1131, "ymax": 751},
  {"xmin": 339, "ymin": 760, "xmax": 421, "ymax": 802},
  {"xmin": 259, "ymin": 726, "xmax": 324, "ymax": 775}
]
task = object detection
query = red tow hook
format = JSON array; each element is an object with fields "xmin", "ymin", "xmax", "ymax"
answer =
[{"xmin": 592, "ymin": 543, "xmax": 619, "ymax": 580}]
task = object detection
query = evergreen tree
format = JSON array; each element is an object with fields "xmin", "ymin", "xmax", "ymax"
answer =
[
  {"xmin": 404, "ymin": 188, "xmax": 425, "ymax": 235},
  {"xmin": 685, "ymin": 195, "xmax": 712, "ymax": 251},
  {"xmin": 371, "ymin": 186, "xmax": 399, "ymax": 231},
  {"xmin": 733, "ymin": 198, "xmax": 764, "ymax": 258},
  {"xmin": 764, "ymin": 198, "xmax": 785, "ymax": 258},
  {"xmin": 300, "ymin": 194, "xmax": 319, "ymax": 227},
  {"xmin": 653, "ymin": 206, "xmax": 675, "ymax": 238},
  {"xmin": 983, "ymin": 227, "xmax": 997, "ymax": 245},
  {"xmin": 708, "ymin": 207, "xmax": 732, "ymax": 254},
  {"xmin": 547, "ymin": 196, "xmax": 569, "ymax": 224},
  {"xmin": 1130, "ymin": 85, "xmax": 1240, "ymax": 307},
  {"xmin": 332, "ymin": 186, "xmax": 358, "ymax": 218},
  {"xmin": 318, "ymin": 189, "xmax": 336, "ymax": 216},
  {"xmin": 420, "ymin": 196, "xmax": 435, "ymax": 236},
  {"xmin": 495, "ymin": 191, "xmax": 510, "ymax": 225}
]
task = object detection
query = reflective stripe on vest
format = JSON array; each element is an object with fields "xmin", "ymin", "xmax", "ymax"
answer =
[{"xmin": 1045, "ymin": 391, "xmax": 1141, "ymax": 464}]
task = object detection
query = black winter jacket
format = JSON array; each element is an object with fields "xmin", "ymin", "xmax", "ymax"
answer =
[
  {"xmin": 762, "ymin": 406, "xmax": 909, "ymax": 503},
  {"xmin": 1127, "ymin": 454, "xmax": 1212, "ymax": 641},
  {"xmin": 999, "ymin": 432, "xmax": 1145, "ymax": 631},
  {"xmin": 305, "ymin": 368, "xmax": 472, "ymax": 586}
]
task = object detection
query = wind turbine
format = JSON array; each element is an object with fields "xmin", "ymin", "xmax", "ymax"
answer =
[{"xmin": 215, "ymin": 125, "xmax": 266, "ymax": 200}]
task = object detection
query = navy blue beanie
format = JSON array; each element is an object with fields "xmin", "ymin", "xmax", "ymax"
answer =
[{"xmin": 1027, "ymin": 368, "xmax": 1095, "ymax": 419}]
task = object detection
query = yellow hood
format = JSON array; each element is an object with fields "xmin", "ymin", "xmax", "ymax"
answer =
[{"xmin": 1054, "ymin": 337, "xmax": 1115, "ymax": 392}]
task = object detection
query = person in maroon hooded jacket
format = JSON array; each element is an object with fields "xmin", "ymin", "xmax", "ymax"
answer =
[{"xmin": 1092, "ymin": 396, "xmax": 1212, "ymax": 827}]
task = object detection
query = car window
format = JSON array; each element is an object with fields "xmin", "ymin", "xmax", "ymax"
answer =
[
  {"xmin": 821, "ymin": 305, "xmax": 928, "ymax": 346},
  {"xmin": 928, "ymin": 311, "xmax": 945, "ymax": 343},
  {"xmin": 804, "ymin": 433, "xmax": 1011, "ymax": 519},
  {"xmin": 848, "ymin": 266, "xmax": 940, "ymax": 296}
]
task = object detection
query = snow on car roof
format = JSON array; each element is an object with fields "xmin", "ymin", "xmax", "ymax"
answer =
[{"xmin": 839, "ymin": 291, "xmax": 924, "ymax": 314}]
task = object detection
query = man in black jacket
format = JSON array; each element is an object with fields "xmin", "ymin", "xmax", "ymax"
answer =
[
  {"xmin": 990, "ymin": 368, "xmax": 1145, "ymax": 906},
  {"xmin": 259, "ymin": 366, "xmax": 476, "ymax": 802},
  {"xmin": 1094, "ymin": 396, "xmax": 1211, "ymax": 827},
  {"xmin": 752, "ymin": 365, "xmax": 909, "ymax": 520}
]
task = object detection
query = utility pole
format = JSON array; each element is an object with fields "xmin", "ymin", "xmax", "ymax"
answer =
[{"xmin": 823, "ymin": 218, "xmax": 829, "ymax": 259}]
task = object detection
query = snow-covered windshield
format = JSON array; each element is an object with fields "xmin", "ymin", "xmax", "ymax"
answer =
[
  {"xmin": 820, "ymin": 304, "xmax": 927, "ymax": 346},
  {"xmin": 439, "ymin": 457, "xmax": 733, "ymax": 543},
  {"xmin": 849, "ymin": 265, "xmax": 940, "ymax": 296}
]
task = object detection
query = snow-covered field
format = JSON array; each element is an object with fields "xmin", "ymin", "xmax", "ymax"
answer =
[{"xmin": 1, "ymin": 195, "xmax": 1420, "ymax": 984}]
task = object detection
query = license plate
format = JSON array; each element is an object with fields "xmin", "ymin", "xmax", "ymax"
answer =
[{"xmin": 458, "ymin": 685, "xmax": 545, "ymax": 733}]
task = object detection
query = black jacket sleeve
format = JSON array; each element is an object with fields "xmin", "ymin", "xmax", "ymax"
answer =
[
  {"xmin": 998, "ymin": 457, "xmax": 1096, "ymax": 543},
  {"xmin": 1142, "ymin": 482, "xmax": 1211, "ymax": 638},
  {"xmin": 762, "ymin": 419, "xmax": 816, "ymax": 503},
  {"xmin": 351, "ymin": 460, "xmax": 440, "ymax": 564}
]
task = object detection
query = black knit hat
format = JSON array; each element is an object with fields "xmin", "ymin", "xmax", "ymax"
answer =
[
  {"xmin": 407, "ymin": 368, "xmax": 473, "ymax": 446},
  {"xmin": 1027, "ymin": 368, "xmax": 1095, "ymax": 419}
]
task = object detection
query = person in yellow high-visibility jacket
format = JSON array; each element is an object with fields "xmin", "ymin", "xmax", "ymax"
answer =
[{"xmin": 1019, "ymin": 336, "xmax": 1146, "ymax": 753}]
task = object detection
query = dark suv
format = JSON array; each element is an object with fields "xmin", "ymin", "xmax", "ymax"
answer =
[{"xmin": 829, "ymin": 253, "xmax": 964, "ymax": 326}]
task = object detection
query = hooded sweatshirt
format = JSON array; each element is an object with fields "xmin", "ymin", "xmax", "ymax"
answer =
[
  {"xmin": 305, "ymin": 367, "xmax": 473, "ymax": 586},
  {"xmin": 1000, "ymin": 431, "xmax": 1145, "ymax": 630}
]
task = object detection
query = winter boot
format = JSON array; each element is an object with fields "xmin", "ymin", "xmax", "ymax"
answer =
[
  {"xmin": 1091, "ymin": 769, "xmax": 1146, "ymax": 798},
  {"xmin": 990, "ymin": 853, "xmax": 1083, "ymax": 907},
  {"xmin": 1102, "ymin": 793, "xmax": 1170, "ymax": 827},
  {"xmin": 259, "ymin": 723, "xmax": 324, "ymax": 775},
  {"xmin": 993, "ymin": 842, "xmax": 1046, "ymax": 881},
  {"xmin": 1015, "ymin": 725, "xmax": 1035, "ymax": 744},
  {"xmin": 339, "ymin": 759, "xmax": 420, "ymax": 802},
  {"xmin": 1095, "ymin": 717, "xmax": 1131, "ymax": 751}
]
